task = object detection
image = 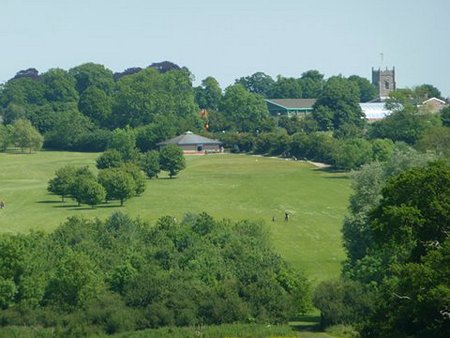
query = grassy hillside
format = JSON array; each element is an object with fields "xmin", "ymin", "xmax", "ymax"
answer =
[{"xmin": 0, "ymin": 151, "xmax": 351, "ymax": 282}]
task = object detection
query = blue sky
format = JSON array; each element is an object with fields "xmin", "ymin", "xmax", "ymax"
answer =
[{"xmin": 1, "ymin": 0, "xmax": 449, "ymax": 97}]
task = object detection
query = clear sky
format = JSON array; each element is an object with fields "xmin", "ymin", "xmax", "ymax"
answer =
[{"xmin": 1, "ymin": 0, "xmax": 449, "ymax": 97}]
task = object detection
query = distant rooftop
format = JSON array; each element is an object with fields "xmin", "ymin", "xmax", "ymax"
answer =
[
  {"xmin": 266, "ymin": 98, "xmax": 316, "ymax": 109},
  {"xmin": 157, "ymin": 131, "xmax": 222, "ymax": 146}
]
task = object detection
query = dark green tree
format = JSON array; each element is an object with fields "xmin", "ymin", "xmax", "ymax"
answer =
[
  {"xmin": 220, "ymin": 84, "xmax": 271, "ymax": 132},
  {"xmin": 269, "ymin": 76, "xmax": 302, "ymax": 98},
  {"xmin": 44, "ymin": 249, "xmax": 102, "ymax": 308},
  {"xmin": 159, "ymin": 144, "xmax": 186, "ymax": 178},
  {"xmin": 69, "ymin": 63, "xmax": 114, "ymax": 94},
  {"xmin": 299, "ymin": 70, "xmax": 324, "ymax": 98},
  {"xmin": 135, "ymin": 114, "xmax": 177, "ymax": 152},
  {"xmin": 43, "ymin": 110, "xmax": 96, "ymax": 150},
  {"xmin": 235, "ymin": 72, "xmax": 274, "ymax": 98},
  {"xmin": 312, "ymin": 76, "xmax": 365, "ymax": 131},
  {"xmin": 41, "ymin": 68, "xmax": 78, "ymax": 103},
  {"xmin": 141, "ymin": 150, "xmax": 161, "ymax": 179},
  {"xmin": 112, "ymin": 68, "xmax": 197, "ymax": 128},
  {"xmin": 348, "ymin": 75, "xmax": 377, "ymax": 102},
  {"xmin": 78, "ymin": 86, "xmax": 112, "ymax": 127},
  {"xmin": 194, "ymin": 76, "xmax": 223, "ymax": 110}
]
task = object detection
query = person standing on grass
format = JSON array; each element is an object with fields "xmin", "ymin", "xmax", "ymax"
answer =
[
  {"xmin": 284, "ymin": 211, "xmax": 289, "ymax": 222},
  {"xmin": 0, "ymin": 201, "xmax": 4, "ymax": 209}
]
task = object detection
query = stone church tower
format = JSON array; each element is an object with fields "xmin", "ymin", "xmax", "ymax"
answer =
[{"xmin": 372, "ymin": 67, "xmax": 396, "ymax": 100}]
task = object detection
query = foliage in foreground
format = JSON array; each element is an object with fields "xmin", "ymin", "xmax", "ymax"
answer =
[
  {"xmin": 0, "ymin": 213, "xmax": 310, "ymax": 335},
  {"xmin": 315, "ymin": 160, "xmax": 450, "ymax": 337}
]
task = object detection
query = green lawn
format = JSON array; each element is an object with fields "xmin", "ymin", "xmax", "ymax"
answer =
[{"xmin": 0, "ymin": 151, "xmax": 351, "ymax": 282}]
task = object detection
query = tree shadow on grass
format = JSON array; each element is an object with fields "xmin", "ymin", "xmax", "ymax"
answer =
[
  {"xmin": 53, "ymin": 204, "xmax": 80, "ymax": 208},
  {"xmin": 36, "ymin": 200, "xmax": 62, "ymax": 204},
  {"xmin": 66, "ymin": 204, "xmax": 122, "ymax": 211}
]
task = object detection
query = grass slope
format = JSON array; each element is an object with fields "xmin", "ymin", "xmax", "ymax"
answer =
[{"xmin": 0, "ymin": 151, "xmax": 351, "ymax": 281}]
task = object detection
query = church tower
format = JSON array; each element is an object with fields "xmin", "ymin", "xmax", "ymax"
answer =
[{"xmin": 372, "ymin": 67, "xmax": 396, "ymax": 101}]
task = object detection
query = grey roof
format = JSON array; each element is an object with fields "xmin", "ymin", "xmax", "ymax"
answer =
[
  {"xmin": 157, "ymin": 131, "xmax": 222, "ymax": 146},
  {"xmin": 266, "ymin": 98, "xmax": 316, "ymax": 109}
]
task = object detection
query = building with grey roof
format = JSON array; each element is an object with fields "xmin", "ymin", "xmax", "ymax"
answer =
[
  {"xmin": 157, "ymin": 131, "xmax": 222, "ymax": 154},
  {"xmin": 265, "ymin": 98, "xmax": 316, "ymax": 117}
]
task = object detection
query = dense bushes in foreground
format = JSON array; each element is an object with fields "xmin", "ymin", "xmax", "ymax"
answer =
[
  {"xmin": 314, "ymin": 160, "xmax": 450, "ymax": 337},
  {"xmin": 0, "ymin": 213, "xmax": 310, "ymax": 335}
]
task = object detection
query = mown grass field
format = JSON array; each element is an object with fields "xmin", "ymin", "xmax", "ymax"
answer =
[{"xmin": 0, "ymin": 151, "xmax": 351, "ymax": 282}]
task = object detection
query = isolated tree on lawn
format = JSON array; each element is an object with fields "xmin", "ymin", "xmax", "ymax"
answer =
[
  {"xmin": 98, "ymin": 168, "xmax": 136, "ymax": 206},
  {"xmin": 11, "ymin": 118, "xmax": 43, "ymax": 153},
  {"xmin": 140, "ymin": 150, "xmax": 160, "ymax": 179},
  {"xmin": 159, "ymin": 144, "xmax": 186, "ymax": 178},
  {"xmin": 76, "ymin": 178, "xmax": 106, "ymax": 208},
  {"xmin": 47, "ymin": 165, "xmax": 77, "ymax": 202}
]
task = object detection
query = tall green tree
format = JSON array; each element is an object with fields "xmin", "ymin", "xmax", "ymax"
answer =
[
  {"xmin": 235, "ymin": 72, "xmax": 274, "ymax": 98},
  {"xmin": 220, "ymin": 84, "xmax": 271, "ymax": 132},
  {"xmin": 69, "ymin": 63, "xmax": 114, "ymax": 94},
  {"xmin": 41, "ymin": 68, "xmax": 78, "ymax": 103},
  {"xmin": 141, "ymin": 150, "xmax": 161, "ymax": 179},
  {"xmin": 299, "ymin": 70, "xmax": 324, "ymax": 98},
  {"xmin": 11, "ymin": 118, "xmax": 43, "ymax": 153},
  {"xmin": 78, "ymin": 86, "xmax": 112, "ymax": 127},
  {"xmin": 269, "ymin": 76, "xmax": 302, "ymax": 98},
  {"xmin": 194, "ymin": 76, "xmax": 223, "ymax": 110},
  {"xmin": 312, "ymin": 76, "xmax": 365, "ymax": 131},
  {"xmin": 112, "ymin": 68, "xmax": 197, "ymax": 128},
  {"xmin": 159, "ymin": 144, "xmax": 186, "ymax": 178},
  {"xmin": 348, "ymin": 75, "xmax": 377, "ymax": 102}
]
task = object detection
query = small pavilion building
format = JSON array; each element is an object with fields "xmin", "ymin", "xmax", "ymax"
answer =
[{"xmin": 157, "ymin": 131, "xmax": 222, "ymax": 154}]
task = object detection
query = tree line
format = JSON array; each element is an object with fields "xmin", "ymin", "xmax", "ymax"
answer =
[
  {"xmin": 1, "ymin": 62, "xmax": 448, "ymax": 172},
  {"xmin": 0, "ymin": 212, "xmax": 310, "ymax": 336}
]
